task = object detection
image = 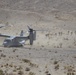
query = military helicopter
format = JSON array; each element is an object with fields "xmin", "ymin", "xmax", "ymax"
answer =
[{"xmin": 0, "ymin": 26, "xmax": 36, "ymax": 47}]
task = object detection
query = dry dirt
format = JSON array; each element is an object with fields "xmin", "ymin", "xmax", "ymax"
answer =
[{"xmin": 0, "ymin": 0, "xmax": 76, "ymax": 75}]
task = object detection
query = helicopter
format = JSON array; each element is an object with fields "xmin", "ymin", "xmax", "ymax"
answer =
[{"xmin": 0, "ymin": 26, "xmax": 36, "ymax": 47}]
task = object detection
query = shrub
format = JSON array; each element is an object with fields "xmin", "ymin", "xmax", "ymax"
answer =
[
  {"xmin": 18, "ymin": 70, "xmax": 23, "ymax": 75},
  {"xmin": 28, "ymin": 72, "xmax": 35, "ymax": 75},
  {"xmin": 54, "ymin": 61, "xmax": 58, "ymax": 65},
  {"xmin": 55, "ymin": 64, "xmax": 59, "ymax": 70},
  {"xmin": 22, "ymin": 59, "xmax": 31, "ymax": 63},
  {"xmin": 0, "ymin": 69, "xmax": 4, "ymax": 75}
]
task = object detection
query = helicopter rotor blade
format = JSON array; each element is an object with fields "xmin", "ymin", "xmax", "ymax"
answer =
[
  {"xmin": 27, "ymin": 25, "xmax": 49, "ymax": 31},
  {"xmin": 27, "ymin": 25, "xmax": 30, "ymax": 29},
  {"xmin": 32, "ymin": 29, "xmax": 49, "ymax": 31}
]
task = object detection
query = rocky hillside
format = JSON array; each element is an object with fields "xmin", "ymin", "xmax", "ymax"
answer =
[
  {"xmin": 0, "ymin": 0, "xmax": 76, "ymax": 31},
  {"xmin": 0, "ymin": 0, "xmax": 76, "ymax": 14}
]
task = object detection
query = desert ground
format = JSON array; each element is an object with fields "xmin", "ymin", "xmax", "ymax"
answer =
[{"xmin": 0, "ymin": 0, "xmax": 76, "ymax": 75}]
